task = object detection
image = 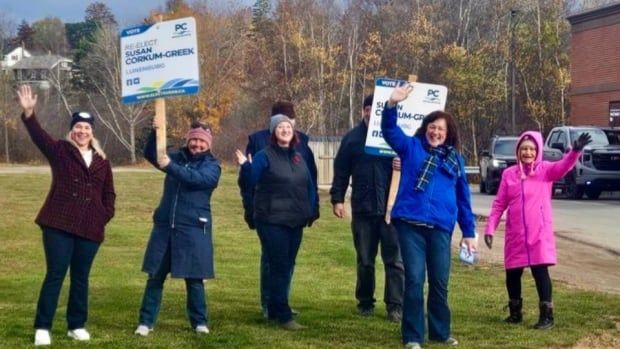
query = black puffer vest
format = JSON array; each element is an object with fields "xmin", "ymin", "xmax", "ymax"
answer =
[{"xmin": 254, "ymin": 145, "xmax": 312, "ymax": 228}]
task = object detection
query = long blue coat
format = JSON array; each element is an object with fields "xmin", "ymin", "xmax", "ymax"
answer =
[{"xmin": 142, "ymin": 131, "xmax": 221, "ymax": 279}]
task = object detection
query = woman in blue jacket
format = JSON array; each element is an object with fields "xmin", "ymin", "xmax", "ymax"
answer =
[
  {"xmin": 235, "ymin": 114, "xmax": 318, "ymax": 331},
  {"xmin": 134, "ymin": 120, "xmax": 221, "ymax": 336},
  {"xmin": 381, "ymin": 84, "xmax": 477, "ymax": 349}
]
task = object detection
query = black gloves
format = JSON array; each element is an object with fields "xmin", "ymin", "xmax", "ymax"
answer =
[
  {"xmin": 573, "ymin": 132, "xmax": 592, "ymax": 151},
  {"xmin": 244, "ymin": 210, "xmax": 255, "ymax": 230},
  {"xmin": 484, "ymin": 235, "xmax": 493, "ymax": 249}
]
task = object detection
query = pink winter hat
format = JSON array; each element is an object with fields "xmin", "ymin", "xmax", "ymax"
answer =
[{"xmin": 185, "ymin": 126, "xmax": 213, "ymax": 148}]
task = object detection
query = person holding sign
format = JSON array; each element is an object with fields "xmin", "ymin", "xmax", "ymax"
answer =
[
  {"xmin": 17, "ymin": 85, "xmax": 116, "ymax": 346},
  {"xmin": 134, "ymin": 120, "xmax": 221, "ymax": 337},
  {"xmin": 236, "ymin": 114, "xmax": 318, "ymax": 330},
  {"xmin": 381, "ymin": 83, "xmax": 477, "ymax": 348},
  {"xmin": 329, "ymin": 94, "xmax": 404, "ymax": 321}
]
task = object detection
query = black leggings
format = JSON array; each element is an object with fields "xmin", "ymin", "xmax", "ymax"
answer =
[{"xmin": 506, "ymin": 265, "xmax": 552, "ymax": 302}]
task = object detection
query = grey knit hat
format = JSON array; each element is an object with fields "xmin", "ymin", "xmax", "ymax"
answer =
[{"xmin": 269, "ymin": 114, "xmax": 293, "ymax": 134}]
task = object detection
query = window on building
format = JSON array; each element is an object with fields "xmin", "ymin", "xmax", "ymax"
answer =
[{"xmin": 610, "ymin": 101, "xmax": 620, "ymax": 127}]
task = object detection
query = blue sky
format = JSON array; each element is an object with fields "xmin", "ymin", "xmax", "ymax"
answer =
[
  {"xmin": 0, "ymin": 0, "xmax": 252, "ymax": 29},
  {"xmin": 0, "ymin": 0, "xmax": 168, "ymax": 27}
]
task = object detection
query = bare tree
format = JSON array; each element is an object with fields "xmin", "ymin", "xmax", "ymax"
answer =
[
  {"xmin": 31, "ymin": 17, "xmax": 69, "ymax": 55},
  {"xmin": 78, "ymin": 24, "xmax": 148, "ymax": 163}
]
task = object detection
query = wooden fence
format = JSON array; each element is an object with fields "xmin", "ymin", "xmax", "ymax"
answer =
[
  {"xmin": 308, "ymin": 136, "xmax": 342, "ymax": 186},
  {"xmin": 308, "ymin": 136, "xmax": 480, "ymax": 187}
]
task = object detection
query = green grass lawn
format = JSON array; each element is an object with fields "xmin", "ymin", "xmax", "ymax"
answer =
[{"xmin": 0, "ymin": 166, "xmax": 618, "ymax": 348}]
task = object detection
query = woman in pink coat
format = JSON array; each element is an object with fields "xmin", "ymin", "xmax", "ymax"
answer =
[{"xmin": 484, "ymin": 130, "xmax": 591, "ymax": 330}]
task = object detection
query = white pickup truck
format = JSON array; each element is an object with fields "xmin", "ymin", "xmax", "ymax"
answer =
[{"xmin": 543, "ymin": 126, "xmax": 620, "ymax": 199}]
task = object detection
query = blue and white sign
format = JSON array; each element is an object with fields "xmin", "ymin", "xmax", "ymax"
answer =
[
  {"xmin": 365, "ymin": 78, "xmax": 448, "ymax": 156},
  {"xmin": 121, "ymin": 17, "xmax": 200, "ymax": 104}
]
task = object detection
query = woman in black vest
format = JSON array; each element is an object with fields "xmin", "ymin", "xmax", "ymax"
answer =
[{"xmin": 236, "ymin": 114, "xmax": 318, "ymax": 330}]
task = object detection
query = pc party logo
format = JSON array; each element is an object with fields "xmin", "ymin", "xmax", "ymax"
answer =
[{"xmin": 172, "ymin": 22, "xmax": 191, "ymax": 38}]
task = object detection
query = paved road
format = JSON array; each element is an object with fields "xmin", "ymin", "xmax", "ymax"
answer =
[{"xmin": 470, "ymin": 187, "xmax": 620, "ymax": 254}]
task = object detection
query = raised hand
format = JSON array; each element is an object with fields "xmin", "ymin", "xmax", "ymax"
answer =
[
  {"xmin": 16, "ymin": 85, "xmax": 38, "ymax": 117},
  {"xmin": 572, "ymin": 132, "xmax": 592, "ymax": 151},
  {"xmin": 388, "ymin": 83, "xmax": 414, "ymax": 107},
  {"xmin": 157, "ymin": 154, "xmax": 170, "ymax": 168},
  {"xmin": 234, "ymin": 149, "xmax": 251, "ymax": 165}
]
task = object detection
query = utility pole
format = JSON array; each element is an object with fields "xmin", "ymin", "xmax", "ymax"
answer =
[{"xmin": 510, "ymin": 9, "xmax": 518, "ymax": 135}]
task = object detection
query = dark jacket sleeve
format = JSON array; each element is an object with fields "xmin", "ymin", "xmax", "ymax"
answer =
[
  {"xmin": 165, "ymin": 157, "xmax": 221, "ymax": 190},
  {"xmin": 455, "ymin": 154, "xmax": 476, "ymax": 238},
  {"xmin": 238, "ymin": 152, "xmax": 269, "ymax": 229},
  {"xmin": 143, "ymin": 130, "xmax": 159, "ymax": 168},
  {"xmin": 297, "ymin": 132, "xmax": 320, "ymax": 215},
  {"xmin": 380, "ymin": 103, "xmax": 409, "ymax": 157},
  {"xmin": 22, "ymin": 113, "xmax": 60, "ymax": 161},
  {"xmin": 240, "ymin": 135, "xmax": 257, "ymax": 229},
  {"xmin": 329, "ymin": 134, "xmax": 352, "ymax": 204},
  {"xmin": 102, "ymin": 161, "xmax": 116, "ymax": 224},
  {"xmin": 246, "ymin": 134, "xmax": 257, "ymax": 157}
]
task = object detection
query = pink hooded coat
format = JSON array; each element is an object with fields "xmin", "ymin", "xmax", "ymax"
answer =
[{"xmin": 484, "ymin": 131, "xmax": 581, "ymax": 269}]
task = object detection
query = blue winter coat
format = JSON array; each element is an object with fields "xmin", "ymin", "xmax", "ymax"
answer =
[
  {"xmin": 381, "ymin": 105, "xmax": 475, "ymax": 237},
  {"xmin": 141, "ymin": 131, "xmax": 221, "ymax": 279}
]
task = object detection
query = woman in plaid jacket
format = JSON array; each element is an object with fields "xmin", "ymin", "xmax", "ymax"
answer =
[{"xmin": 17, "ymin": 85, "xmax": 115, "ymax": 346}]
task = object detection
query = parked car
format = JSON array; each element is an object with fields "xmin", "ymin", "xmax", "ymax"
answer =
[
  {"xmin": 479, "ymin": 135, "xmax": 518, "ymax": 194},
  {"xmin": 543, "ymin": 126, "xmax": 620, "ymax": 199}
]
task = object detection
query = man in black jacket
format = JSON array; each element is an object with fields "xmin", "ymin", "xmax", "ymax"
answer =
[{"xmin": 329, "ymin": 94, "xmax": 404, "ymax": 322}]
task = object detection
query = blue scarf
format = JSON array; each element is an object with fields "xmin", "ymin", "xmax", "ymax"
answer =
[{"xmin": 414, "ymin": 144, "xmax": 460, "ymax": 192}]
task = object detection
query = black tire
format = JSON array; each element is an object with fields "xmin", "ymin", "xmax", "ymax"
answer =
[
  {"xmin": 565, "ymin": 173, "xmax": 584, "ymax": 199},
  {"xmin": 585, "ymin": 188, "xmax": 601, "ymax": 200}
]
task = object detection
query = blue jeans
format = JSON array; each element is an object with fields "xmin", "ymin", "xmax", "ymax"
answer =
[
  {"xmin": 256, "ymin": 222, "xmax": 303, "ymax": 323},
  {"xmin": 393, "ymin": 221, "xmax": 452, "ymax": 344},
  {"xmin": 138, "ymin": 243, "xmax": 207, "ymax": 328},
  {"xmin": 34, "ymin": 227, "xmax": 100, "ymax": 330}
]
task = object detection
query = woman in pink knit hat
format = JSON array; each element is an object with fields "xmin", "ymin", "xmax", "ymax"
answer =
[
  {"xmin": 134, "ymin": 120, "xmax": 221, "ymax": 337},
  {"xmin": 484, "ymin": 130, "xmax": 591, "ymax": 330}
]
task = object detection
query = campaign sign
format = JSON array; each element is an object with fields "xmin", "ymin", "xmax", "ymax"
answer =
[
  {"xmin": 121, "ymin": 17, "xmax": 200, "ymax": 104},
  {"xmin": 365, "ymin": 78, "xmax": 448, "ymax": 156}
]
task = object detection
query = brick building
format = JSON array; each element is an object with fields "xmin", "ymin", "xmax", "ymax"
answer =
[{"xmin": 567, "ymin": 2, "xmax": 620, "ymax": 127}]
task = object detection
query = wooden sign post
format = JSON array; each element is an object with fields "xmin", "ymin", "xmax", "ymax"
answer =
[
  {"xmin": 385, "ymin": 74, "xmax": 417, "ymax": 224},
  {"xmin": 155, "ymin": 98, "xmax": 166, "ymax": 158}
]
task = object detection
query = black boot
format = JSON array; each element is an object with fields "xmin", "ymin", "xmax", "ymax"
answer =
[
  {"xmin": 504, "ymin": 298, "xmax": 523, "ymax": 323},
  {"xmin": 534, "ymin": 301, "xmax": 554, "ymax": 330}
]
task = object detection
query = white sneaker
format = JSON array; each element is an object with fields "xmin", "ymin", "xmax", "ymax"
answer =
[
  {"xmin": 34, "ymin": 329, "xmax": 51, "ymax": 346},
  {"xmin": 67, "ymin": 328, "xmax": 91, "ymax": 341},
  {"xmin": 195, "ymin": 325, "xmax": 210, "ymax": 334},
  {"xmin": 134, "ymin": 324, "xmax": 152, "ymax": 337}
]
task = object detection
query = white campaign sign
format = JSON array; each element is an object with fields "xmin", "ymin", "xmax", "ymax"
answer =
[
  {"xmin": 365, "ymin": 78, "xmax": 448, "ymax": 156},
  {"xmin": 120, "ymin": 17, "xmax": 200, "ymax": 104}
]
